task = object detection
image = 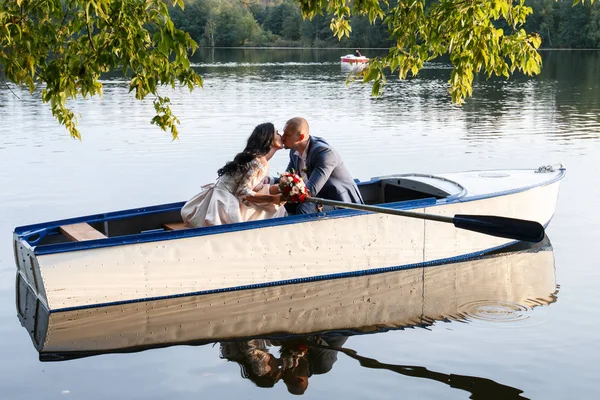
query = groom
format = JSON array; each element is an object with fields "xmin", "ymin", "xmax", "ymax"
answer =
[{"xmin": 276, "ymin": 117, "xmax": 364, "ymax": 214}]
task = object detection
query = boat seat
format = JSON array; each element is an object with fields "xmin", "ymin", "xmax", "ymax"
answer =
[
  {"xmin": 60, "ymin": 223, "xmax": 107, "ymax": 241},
  {"xmin": 163, "ymin": 222, "xmax": 188, "ymax": 231}
]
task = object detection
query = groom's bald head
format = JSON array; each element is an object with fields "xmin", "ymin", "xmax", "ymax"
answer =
[
  {"xmin": 284, "ymin": 117, "xmax": 309, "ymax": 138},
  {"xmin": 282, "ymin": 117, "xmax": 310, "ymax": 151}
]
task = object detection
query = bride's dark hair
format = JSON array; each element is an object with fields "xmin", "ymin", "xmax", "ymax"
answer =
[{"xmin": 218, "ymin": 122, "xmax": 275, "ymax": 177}]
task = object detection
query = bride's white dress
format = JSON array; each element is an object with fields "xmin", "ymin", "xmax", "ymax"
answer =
[{"xmin": 181, "ymin": 159, "xmax": 287, "ymax": 228}]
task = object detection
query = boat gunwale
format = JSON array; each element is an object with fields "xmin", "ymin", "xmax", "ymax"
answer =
[
  {"xmin": 13, "ymin": 200, "xmax": 186, "ymax": 236},
  {"xmin": 15, "ymin": 167, "xmax": 565, "ymax": 257},
  {"xmin": 29, "ymin": 197, "xmax": 438, "ymax": 256}
]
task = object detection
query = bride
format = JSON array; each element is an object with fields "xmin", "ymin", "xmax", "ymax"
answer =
[{"xmin": 181, "ymin": 122, "xmax": 287, "ymax": 228}]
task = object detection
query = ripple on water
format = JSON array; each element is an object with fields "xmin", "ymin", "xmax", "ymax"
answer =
[{"xmin": 459, "ymin": 300, "xmax": 533, "ymax": 323}]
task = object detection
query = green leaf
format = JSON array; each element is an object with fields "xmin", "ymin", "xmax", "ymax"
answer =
[
  {"xmin": 363, "ymin": 66, "xmax": 379, "ymax": 82},
  {"xmin": 0, "ymin": 0, "xmax": 202, "ymax": 138}
]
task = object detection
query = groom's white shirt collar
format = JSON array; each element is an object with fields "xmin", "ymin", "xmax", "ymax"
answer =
[
  {"xmin": 293, "ymin": 136, "xmax": 311, "ymax": 160},
  {"xmin": 293, "ymin": 149, "xmax": 307, "ymax": 164},
  {"xmin": 294, "ymin": 137, "xmax": 310, "ymax": 181}
]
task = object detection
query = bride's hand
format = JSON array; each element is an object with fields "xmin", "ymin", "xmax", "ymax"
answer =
[
  {"xmin": 269, "ymin": 185, "xmax": 280, "ymax": 195},
  {"xmin": 272, "ymin": 194, "xmax": 286, "ymax": 205}
]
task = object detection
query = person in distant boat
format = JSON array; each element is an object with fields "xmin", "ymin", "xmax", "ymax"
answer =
[
  {"xmin": 181, "ymin": 122, "xmax": 287, "ymax": 228},
  {"xmin": 272, "ymin": 117, "xmax": 364, "ymax": 215},
  {"xmin": 354, "ymin": 49, "xmax": 362, "ymax": 57}
]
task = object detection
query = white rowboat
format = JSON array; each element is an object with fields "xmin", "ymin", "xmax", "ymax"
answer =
[{"xmin": 13, "ymin": 164, "xmax": 565, "ymax": 312}]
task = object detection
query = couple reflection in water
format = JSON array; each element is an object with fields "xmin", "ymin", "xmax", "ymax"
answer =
[
  {"xmin": 220, "ymin": 335, "xmax": 348, "ymax": 395},
  {"xmin": 220, "ymin": 335, "xmax": 529, "ymax": 399}
]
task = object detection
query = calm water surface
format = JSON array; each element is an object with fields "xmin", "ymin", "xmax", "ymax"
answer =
[{"xmin": 1, "ymin": 49, "xmax": 599, "ymax": 399}]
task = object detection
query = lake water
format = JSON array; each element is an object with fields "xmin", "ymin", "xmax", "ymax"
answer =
[{"xmin": 1, "ymin": 48, "xmax": 599, "ymax": 399}]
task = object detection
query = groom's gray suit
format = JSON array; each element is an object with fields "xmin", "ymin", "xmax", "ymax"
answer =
[{"xmin": 285, "ymin": 136, "xmax": 363, "ymax": 214}]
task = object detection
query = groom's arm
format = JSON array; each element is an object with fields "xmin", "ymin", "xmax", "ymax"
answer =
[{"xmin": 305, "ymin": 147, "xmax": 337, "ymax": 196}]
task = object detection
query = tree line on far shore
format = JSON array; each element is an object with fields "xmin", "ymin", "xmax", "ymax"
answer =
[{"xmin": 169, "ymin": 0, "xmax": 600, "ymax": 49}]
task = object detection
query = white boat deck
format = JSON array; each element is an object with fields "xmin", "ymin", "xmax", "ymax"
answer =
[
  {"xmin": 379, "ymin": 164, "xmax": 565, "ymax": 200},
  {"xmin": 440, "ymin": 165, "xmax": 564, "ymax": 197}
]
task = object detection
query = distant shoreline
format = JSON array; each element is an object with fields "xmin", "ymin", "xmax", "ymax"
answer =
[
  {"xmin": 198, "ymin": 46, "xmax": 390, "ymax": 50},
  {"xmin": 197, "ymin": 46, "xmax": 600, "ymax": 51}
]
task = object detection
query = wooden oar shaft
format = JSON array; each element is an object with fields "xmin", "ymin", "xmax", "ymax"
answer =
[{"xmin": 305, "ymin": 197, "xmax": 454, "ymax": 224}]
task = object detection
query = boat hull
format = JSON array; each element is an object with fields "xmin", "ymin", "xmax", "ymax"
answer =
[
  {"xmin": 16, "ymin": 240, "xmax": 556, "ymax": 359},
  {"xmin": 340, "ymin": 57, "xmax": 368, "ymax": 63}
]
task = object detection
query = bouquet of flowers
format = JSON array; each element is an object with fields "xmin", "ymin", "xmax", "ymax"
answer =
[
  {"xmin": 278, "ymin": 170, "xmax": 309, "ymax": 203},
  {"xmin": 279, "ymin": 343, "xmax": 308, "ymax": 370}
]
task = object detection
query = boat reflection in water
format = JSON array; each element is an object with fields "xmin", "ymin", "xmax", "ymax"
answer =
[{"xmin": 17, "ymin": 238, "xmax": 557, "ymax": 397}]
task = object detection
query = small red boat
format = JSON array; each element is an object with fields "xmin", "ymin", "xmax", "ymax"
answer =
[{"xmin": 340, "ymin": 54, "xmax": 369, "ymax": 72}]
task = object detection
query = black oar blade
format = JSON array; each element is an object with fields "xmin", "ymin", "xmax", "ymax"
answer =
[{"xmin": 452, "ymin": 215, "xmax": 546, "ymax": 243}]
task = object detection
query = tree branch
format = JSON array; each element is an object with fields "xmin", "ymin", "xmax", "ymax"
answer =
[
  {"xmin": 85, "ymin": 7, "xmax": 96, "ymax": 51},
  {"xmin": 0, "ymin": 72, "xmax": 21, "ymax": 100}
]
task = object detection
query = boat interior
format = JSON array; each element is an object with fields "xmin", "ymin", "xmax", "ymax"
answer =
[{"xmin": 17, "ymin": 176, "xmax": 457, "ymax": 247}]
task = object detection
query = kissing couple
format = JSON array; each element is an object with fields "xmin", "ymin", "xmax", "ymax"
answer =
[{"xmin": 181, "ymin": 117, "xmax": 364, "ymax": 228}]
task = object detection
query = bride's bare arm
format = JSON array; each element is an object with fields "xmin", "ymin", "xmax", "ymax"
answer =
[{"xmin": 245, "ymin": 194, "xmax": 283, "ymax": 205}]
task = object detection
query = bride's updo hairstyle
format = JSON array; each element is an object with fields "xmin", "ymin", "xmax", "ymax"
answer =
[{"xmin": 218, "ymin": 122, "xmax": 275, "ymax": 177}]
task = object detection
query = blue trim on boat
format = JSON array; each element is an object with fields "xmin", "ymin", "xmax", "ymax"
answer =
[
  {"xmin": 31, "ymin": 197, "xmax": 438, "ymax": 256},
  {"xmin": 13, "ymin": 201, "xmax": 186, "ymax": 236},
  {"xmin": 48, "ymin": 239, "xmax": 519, "ymax": 313}
]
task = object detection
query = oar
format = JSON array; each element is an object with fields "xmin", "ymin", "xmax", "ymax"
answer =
[
  {"xmin": 305, "ymin": 197, "xmax": 545, "ymax": 243},
  {"xmin": 305, "ymin": 342, "xmax": 528, "ymax": 399}
]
